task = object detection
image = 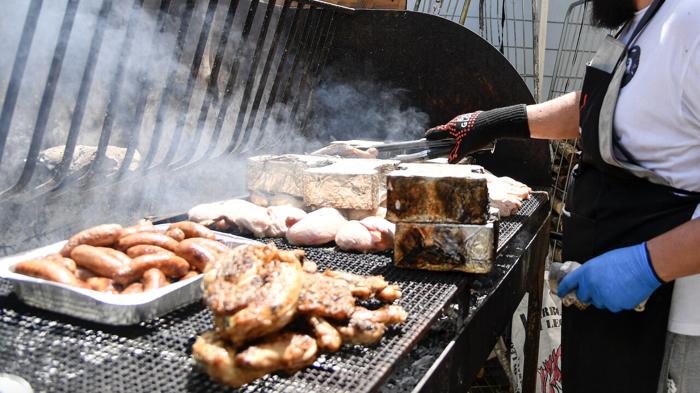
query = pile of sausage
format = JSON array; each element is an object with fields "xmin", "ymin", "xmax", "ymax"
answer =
[{"xmin": 13, "ymin": 220, "xmax": 228, "ymax": 295}]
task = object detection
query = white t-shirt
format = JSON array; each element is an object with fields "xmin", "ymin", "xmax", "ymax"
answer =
[{"xmin": 614, "ymin": 0, "xmax": 700, "ymax": 335}]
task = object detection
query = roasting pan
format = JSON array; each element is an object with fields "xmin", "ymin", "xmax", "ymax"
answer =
[{"xmin": 0, "ymin": 225, "xmax": 261, "ymax": 325}]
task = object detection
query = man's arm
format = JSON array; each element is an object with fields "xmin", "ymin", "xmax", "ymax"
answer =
[
  {"xmin": 527, "ymin": 91, "xmax": 581, "ymax": 140},
  {"xmin": 557, "ymin": 218, "xmax": 700, "ymax": 312},
  {"xmin": 648, "ymin": 217, "xmax": 700, "ymax": 281},
  {"xmin": 425, "ymin": 91, "xmax": 582, "ymax": 163}
]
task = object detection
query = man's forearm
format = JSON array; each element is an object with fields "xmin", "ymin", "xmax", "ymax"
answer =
[
  {"xmin": 526, "ymin": 91, "xmax": 581, "ymax": 140},
  {"xmin": 648, "ymin": 218, "xmax": 700, "ymax": 281}
]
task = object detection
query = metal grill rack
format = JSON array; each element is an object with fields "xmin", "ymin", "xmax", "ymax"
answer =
[
  {"xmin": 0, "ymin": 193, "xmax": 547, "ymax": 393},
  {"xmin": 0, "ymin": 0, "xmax": 343, "ymax": 200}
]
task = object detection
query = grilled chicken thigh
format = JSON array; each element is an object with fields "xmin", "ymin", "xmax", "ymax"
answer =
[
  {"xmin": 336, "ymin": 305, "xmax": 408, "ymax": 346},
  {"xmin": 307, "ymin": 315, "xmax": 343, "ymax": 352},
  {"xmin": 358, "ymin": 216, "xmax": 395, "ymax": 252},
  {"xmin": 286, "ymin": 208, "xmax": 347, "ymax": 246},
  {"xmin": 335, "ymin": 221, "xmax": 375, "ymax": 252},
  {"xmin": 322, "ymin": 270, "xmax": 401, "ymax": 302},
  {"xmin": 189, "ymin": 199, "xmax": 273, "ymax": 236},
  {"xmin": 266, "ymin": 205, "xmax": 307, "ymax": 238},
  {"xmin": 335, "ymin": 217, "xmax": 395, "ymax": 253},
  {"xmin": 203, "ymin": 244, "xmax": 304, "ymax": 346},
  {"xmin": 192, "ymin": 331, "xmax": 269, "ymax": 388},
  {"xmin": 298, "ymin": 272, "xmax": 356, "ymax": 320},
  {"xmin": 235, "ymin": 332, "xmax": 318, "ymax": 372}
]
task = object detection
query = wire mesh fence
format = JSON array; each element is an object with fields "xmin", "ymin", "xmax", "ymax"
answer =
[
  {"xmin": 547, "ymin": 0, "xmax": 609, "ymax": 262},
  {"xmin": 411, "ymin": 0, "xmax": 540, "ymax": 98}
]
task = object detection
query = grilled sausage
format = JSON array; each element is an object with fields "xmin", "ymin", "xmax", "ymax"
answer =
[
  {"xmin": 174, "ymin": 239, "xmax": 218, "ymax": 272},
  {"xmin": 113, "ymin": 253, "xmax": 189, "ymax": 285},
  {"xmin": 45, "ymin": 253, "xmax": 78, "ymax": 273},
  {"xmin": 70, "ymin": 245, "xmax": 129, "ymax": 278},
  {"xmin": 126, "ymin": 244, "xmax": 174, "ymax": 258},
  {"xmin": 188, "ymin": 238, "xmax": 228, "ymax": 254},
  {"xmin": 142, "ymin": 268, "xmax": 169, "ymax": 291},
  {"xmin": 168, "ymin": 221, "xmax": 216, "ymax": 240},
  {"xmin": 86, "ymin": 277, "xmax": 118, "ymax": 293},
  {"xmin": 60, "ymin": 224, "xmax": 123, "ymax": 257},
  {"xmin": 164, "ymin": 227, "xmax": 186, "ymax": 242},
  {"xmin": 75, "ymin": 267, "xmax": 96, "ymax": 280},
  {"xmin": 14, "ymin": 258, "xmax": 89, "ymax": 288},
  {"xmin": 181, "ymin": 271, "xmax": 199, "ymax": 280},
  {"xmin": 116, "ymin": 232, "xmax": 179, "ymax": 252},
  {"xmin": 120, "ymin": 221, "xmax": 157, "ymax": 238},
  {"xmin": 99, "ymin": 247, "xmax": 132, "ymax": 265},
  {"xmin": 121, "ymin": 282, "xmax": 144, "ymax": 294}
]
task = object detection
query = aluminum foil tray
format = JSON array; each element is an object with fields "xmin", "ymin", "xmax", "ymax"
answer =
[{"xmin": 0, "ymin": 225, "xmax": 260, "ymax": 325}]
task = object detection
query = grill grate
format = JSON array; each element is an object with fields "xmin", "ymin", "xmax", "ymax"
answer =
[{"xmin": 0, "ymin": 194, "xmax": 546, "ymax": 393}]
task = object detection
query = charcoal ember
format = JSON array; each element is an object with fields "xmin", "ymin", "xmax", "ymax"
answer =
[
  {"xmin": 386, "ymin": 164, "xmax": 488, "ymax": 224},
  {"xmin": 394, "ymin": 222, "xmax": 496, "ymax": 274}
]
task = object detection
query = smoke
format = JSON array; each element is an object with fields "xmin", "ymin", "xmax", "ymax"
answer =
[
  {"xmin": 309, "ymin": 79, "xmax": 429, "ymax": 144},
  {"xmin": 0, "ymin": 0, "xmax": 429, "ymax": 255}
]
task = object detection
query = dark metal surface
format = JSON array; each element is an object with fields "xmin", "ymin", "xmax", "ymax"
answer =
[
  {"xmin": 0, "ymin": 194, "xmax": 547, "ymax": 393},
  {"xmin": 311, "ymin": 10, "xmax": 551, "ymax": 187},
  {"xmin": 410, "ymin": 192, "xmax": 549, "ymax": 393}
]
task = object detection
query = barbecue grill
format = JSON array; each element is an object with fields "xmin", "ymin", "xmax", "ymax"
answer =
[{"xmin": 0, "ymin": 1, "xmax": 551, "ymax": 392}]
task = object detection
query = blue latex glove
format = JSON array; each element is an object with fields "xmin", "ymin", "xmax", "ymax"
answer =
[{"xmin": 557, "ymin": 242, "xmax": 662, "ymax": 313}]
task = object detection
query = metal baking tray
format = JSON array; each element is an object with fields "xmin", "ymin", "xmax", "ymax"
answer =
[{"xmin": 0, "ymin": 225, "xmax": 261, "ymax": 326}]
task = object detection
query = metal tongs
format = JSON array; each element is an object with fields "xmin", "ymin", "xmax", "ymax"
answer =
[{"xmin": 332, "ymin": 138, "xmax": 496, "ymax": 162}]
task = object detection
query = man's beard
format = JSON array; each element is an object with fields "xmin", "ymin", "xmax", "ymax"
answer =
[{"xmin": 589, "ymin": 0, "xmax": 638, "ymax": 29}]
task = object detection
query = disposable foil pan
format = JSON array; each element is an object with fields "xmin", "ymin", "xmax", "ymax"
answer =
[{"xmin": 0, "ymin": 226, "xmax": 261, "ymax": 325}]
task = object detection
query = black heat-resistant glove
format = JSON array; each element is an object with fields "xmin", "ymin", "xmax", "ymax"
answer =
[{"xmin": 424, "ymin": 104, "xmax": 530, "ymax": 164}]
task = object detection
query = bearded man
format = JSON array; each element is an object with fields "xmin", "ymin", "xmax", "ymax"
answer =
[{"xmin": 425, "ymin": 0, "xmax": 700, "ymax": 391}]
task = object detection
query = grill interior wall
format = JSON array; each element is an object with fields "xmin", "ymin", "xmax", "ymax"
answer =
[{"xmin": 0, "ymin": 0, "xmax": 339, "ymax": 255}]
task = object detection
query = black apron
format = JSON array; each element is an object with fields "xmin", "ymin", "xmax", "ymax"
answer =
[{"xmin": 561, "ymin": 1, "xmax": 700, "ymax": 392}]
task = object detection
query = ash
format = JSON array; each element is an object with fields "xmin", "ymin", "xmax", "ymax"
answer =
[
  {"xmin": 380, "ymin": 258, "xmax": 516, "ymax": 392},
  {"xmin": 379, "ymin": 303, "xmax": 464, "ymax": 393}
]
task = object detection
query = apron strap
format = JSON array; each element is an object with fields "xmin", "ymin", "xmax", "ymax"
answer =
[
  {"xmin": 609, "ymin": 0, "xmax": 666, "ymax": 168},
  {"xmin": 625, "ymin": 0, "xmax": 665, "ymax": 50}
]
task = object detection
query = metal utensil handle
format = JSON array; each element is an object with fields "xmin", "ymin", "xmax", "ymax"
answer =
[{"xmin": 549, "ymin": 261, "xmax": 648, "ymax": 312}]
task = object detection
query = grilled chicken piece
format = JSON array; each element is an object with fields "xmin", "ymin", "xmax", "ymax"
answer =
[
  {"xmin": 335, "ymin": 221, "xmax": 374, "ymax": 252},
  {"xmin": 286, "ymin": 208, "xmax": 347, "ymax": 246},
  {"xmin": 359, "ymin": 216, "xmax": 395, "ymax": 252},
  {"xmin": 203, "ymin": 244, "xmax": 304, "ymax": 346},
  {"xmin": 302, "ymin": 260, "xmax": 318, "ymax": 274},
  {"xmin": 189, "ymin": 199, "xmax": 273, "ymax": 236},
  {"xmin": 192, "ymin": 331, "xmax": 270, "ymax": 388},
  {"xmin": 335, "ymin": 217, "xmax": 396, "ymax": 253},
  {"xmin": 307, "ymin": 315, "xmax": 342, "ymax": 352},
  {"xmin": 221, "ymin": 200, "xmax": 272, "ymax": 236},
  {"xmin": 235, "ymin": 332, "xmax": 318, "ymax": 373},
  {"xmin": 479, "ymin": 172, "xmax": 531, "ymax": 217},
  {"xmin": 298, "ymin": 272, "xmax": 356, "ymax": 320},
  {"xmin": 188, "ymin": 200, "xmax": 228, "ymax": 227},
  {"xmin": 265, "ymin": 205, "xmax": 307, "ymax": 238},
  {"xmin": 322, "ymin": 270, "xmax": 401, "ymax": 302},
  {"xmin": 336, "ymin": 305, "xmax": 408, "ymax": 346}
]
